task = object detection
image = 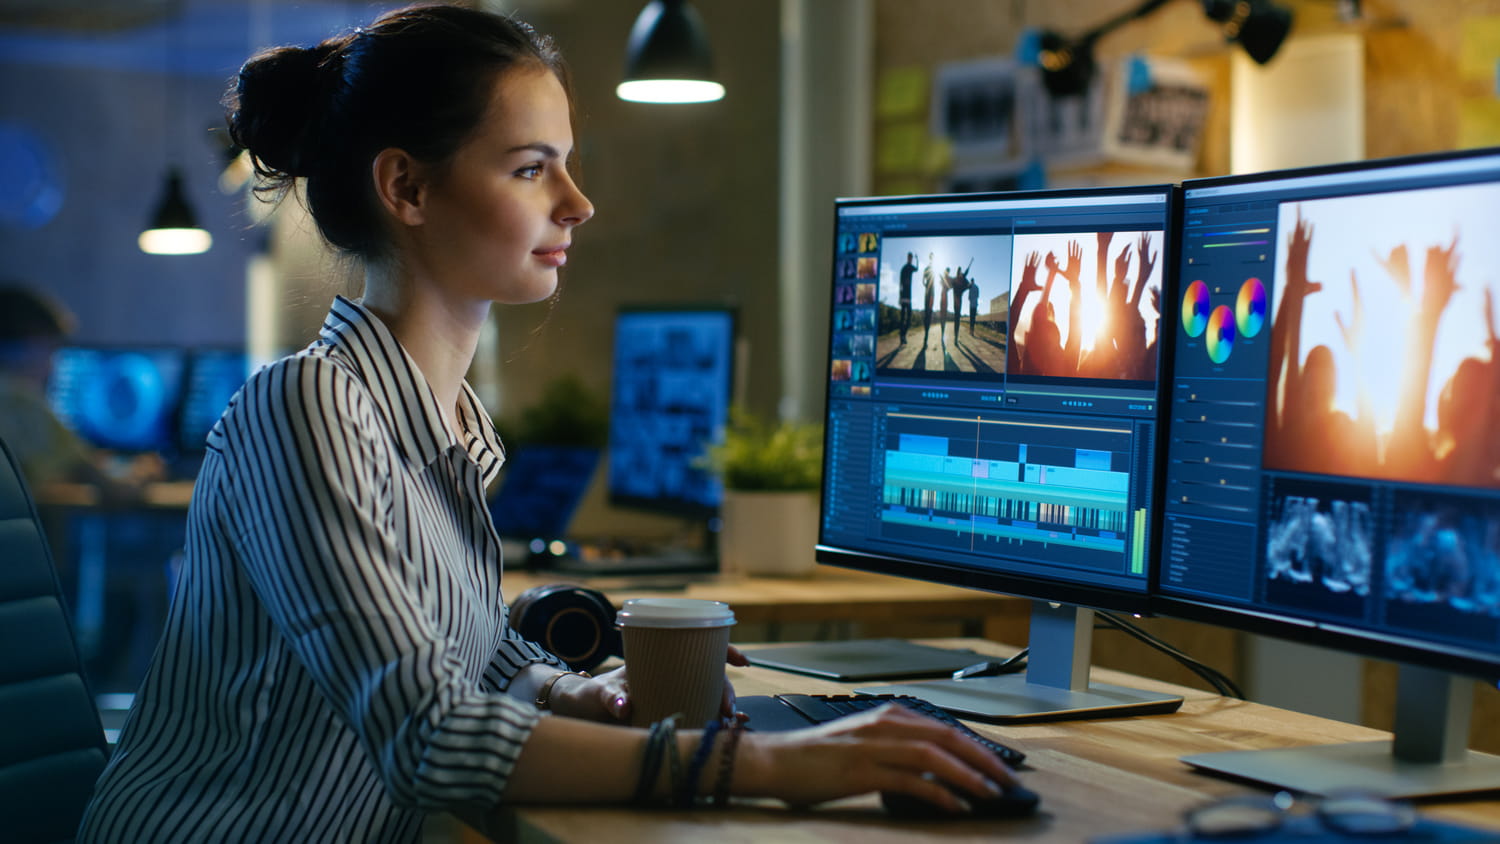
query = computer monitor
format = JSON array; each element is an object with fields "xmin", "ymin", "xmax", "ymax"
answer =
[
  {"xmin": 1159, "ymin": 147, "xmax": 1500, "ymax": 796},
  {"xmin": 606, "ymin": 306, "xmax": 736, "ymax": 518},
  {"xmin": 178, "ymin": 347, "xmax": 250, "ymax": 452},
  {"xmin": 817, "ymin": 185, "xmax": 1183, "ymax": 721},
  {"xmin": 47, "ymin": 346, "xmax": 186, "ymax": 454}
]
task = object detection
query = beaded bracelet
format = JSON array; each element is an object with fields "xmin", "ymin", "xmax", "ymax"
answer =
[
  {"xmin": 677, "ymin": 718, "xmax": 724, "ymax": 807},
  {"xmin": 711, "ymin": 716, "xmax": 747, "ymax": 808}
]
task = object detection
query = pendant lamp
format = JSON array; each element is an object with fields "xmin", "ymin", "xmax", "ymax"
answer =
[
  {"xmin": 139, "ymin": 12, "xmax": 211, "ymax": 255},
  {"xmin": 617, "ymin": 0, "xmax": 724, "ymax": 104},
  {"xmin": 139, "ymin": 167, "xmax": 211, "ymax": 255}
]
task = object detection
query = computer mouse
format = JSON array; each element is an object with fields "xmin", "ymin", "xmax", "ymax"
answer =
[{"xmin": 881, "ymin": 780, "xmax": 1040, "ymax": 819}]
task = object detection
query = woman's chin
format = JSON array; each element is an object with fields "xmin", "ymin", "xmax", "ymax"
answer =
[{"xmin": 497, "ymin": 276, "xmax": 560, "ymax": 305}]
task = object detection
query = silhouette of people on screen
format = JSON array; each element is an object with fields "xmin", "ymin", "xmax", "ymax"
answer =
[
  {"xmin": 922, "ymin": 252, "xmax": 936, "ymax": 343},
  {"xmin": 898, "ymin": 252, "xmax": 916, "ymax": 344},
  {"xmin": 946, "ymin": 261, "xmax": 973, "ymax": 342}
]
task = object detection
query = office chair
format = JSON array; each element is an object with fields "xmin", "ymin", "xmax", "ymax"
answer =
[{"xmin": 0, "ymin": 437, "xmax": 110, "ymax": 843}]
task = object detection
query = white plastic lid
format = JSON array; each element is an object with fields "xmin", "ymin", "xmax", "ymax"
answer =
[{"xmin": 615, "ymin": 597, "xmax": 735, "ymax": 629}]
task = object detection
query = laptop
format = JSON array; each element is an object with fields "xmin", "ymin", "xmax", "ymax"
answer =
[
  {"xmin": 742, "ymin": 638, "xmax": 988, "ymax": 681},
  {"xmin": 488, "ymin": 445, "xmax": 599, "ymax": 544}
]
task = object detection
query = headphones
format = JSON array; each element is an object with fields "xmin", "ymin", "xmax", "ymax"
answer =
[{"xmin": 507, "ymin": 583, "xmax": 621, "ymax": 674}]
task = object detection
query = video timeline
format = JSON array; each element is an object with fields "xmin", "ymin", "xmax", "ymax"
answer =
[{"xmin": 874, "ymin": 409, "xmax": 1148, "ymax": 577}]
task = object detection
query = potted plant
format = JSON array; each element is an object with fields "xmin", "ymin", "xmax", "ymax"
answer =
[{"xmin": 704, "ymin": 406, "xmax": 824, "ymax": 577}]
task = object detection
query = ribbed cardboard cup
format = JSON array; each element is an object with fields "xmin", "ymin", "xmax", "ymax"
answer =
[{"xmin": 616, "ymin": 598, "xmax": 735, "ymax": 728}]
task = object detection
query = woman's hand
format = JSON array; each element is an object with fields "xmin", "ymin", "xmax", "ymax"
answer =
[
  {"xmin": 733, "ymin": 703, "xmax": 1018, "ymax": 811},
  {"xmin": 552, "ymin": 645, "xmax": 751, "ymax": 723},
  {"xmin": 546, "ymin": 667, "xmax": 630, "ymax": 722}
]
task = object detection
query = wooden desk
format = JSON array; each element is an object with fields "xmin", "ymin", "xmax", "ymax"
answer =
[
  {"xmin": 490, "ymin": 639, "xmax": 1500, "ymax": 843},
  {"xmin": 36, "ymin": 479, "xmax": 195, "ymax": 509},
  {"xmin": 501, "ymin": 568, "xmax": 1030, "ymax": 642}
]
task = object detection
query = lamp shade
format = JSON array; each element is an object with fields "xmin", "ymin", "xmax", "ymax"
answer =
[
  {"xmin": 617, "ymin": 0, "xmax": 724, "ymax": 104},
  {"xmin": 1235, "ymin": 2, "xmax": 1292, "ymax": 64},
  {"xmin": 1203, "ymin": 0, "xmax": 1293, "ymax": 65},
  {"xmin": 139, "ymin": 167, "xmax": 211, "ymax": 255}
]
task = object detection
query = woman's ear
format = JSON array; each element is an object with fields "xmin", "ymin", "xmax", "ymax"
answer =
[{"xmin": 371, "ymin": 147, "xmax": 427, "ymax": 227}]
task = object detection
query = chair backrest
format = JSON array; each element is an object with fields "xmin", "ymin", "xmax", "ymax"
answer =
[{"xmin": 0, "ymin": 436, "xmax": 109, "ymax": 843}]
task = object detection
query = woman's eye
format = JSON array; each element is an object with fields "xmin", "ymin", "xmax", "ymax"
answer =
[{"xmin": 517, "ymin": 163, "xmax": 544, "ymax": 179}]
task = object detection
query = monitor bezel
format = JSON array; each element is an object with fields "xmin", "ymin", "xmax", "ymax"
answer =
[
  {"xmin": 605, "ymin": 303, "xmax": 739, "ymax": 519},
  {"xmin": 1152, "ymin": 144, "xmax": 1500, "ymax": 684},
  {"xmin": 814, "ymin": 183, "xmax": 1182, "ymax": 617}
]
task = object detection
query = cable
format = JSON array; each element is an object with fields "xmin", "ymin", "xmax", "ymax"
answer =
[{"xmin": 1094, "ymin": 611, "xmax": 1245, "ymax": 699}]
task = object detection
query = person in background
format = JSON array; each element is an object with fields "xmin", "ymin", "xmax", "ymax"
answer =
[
  {"xmin": 77, "ymin": 6, "xmax": 1017, "ymax": 843},
  {"xmin": 0, "ymin": 283, "xmax": 163, "ymax": 501}
]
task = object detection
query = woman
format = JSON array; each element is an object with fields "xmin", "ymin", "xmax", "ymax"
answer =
[{"xmin": 78, "ymin": 5, "xmax": 1015, "ymax": 841}]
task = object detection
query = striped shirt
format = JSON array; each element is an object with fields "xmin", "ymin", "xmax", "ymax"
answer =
[{"xmin": 78, "ymin": 297, "xmax": 564, "ymax": 843}]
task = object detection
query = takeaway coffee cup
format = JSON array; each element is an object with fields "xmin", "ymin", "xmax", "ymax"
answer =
[{"xmin": 616, "ymin": 598, "xmax": 736, "ymax": 727}]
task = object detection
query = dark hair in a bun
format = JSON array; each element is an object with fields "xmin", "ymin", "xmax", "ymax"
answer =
[{"xmin": 225, "ymin": 4, "xmax": 566, "ymax": 260}]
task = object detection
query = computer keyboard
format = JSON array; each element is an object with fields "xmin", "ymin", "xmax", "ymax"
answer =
[{"xmin": 775, "ymin": 693, "xmax": 1026, "ymax": 767}]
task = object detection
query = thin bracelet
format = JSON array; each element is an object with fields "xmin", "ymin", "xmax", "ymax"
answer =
[
  {"xmin": 677, "ymin": 719, "xmax": 724, "ymax": 807},
  {"xmin": 632, "ymin": 718, "xmax": 671, "ymax": 805},
  {"xmin": 712, "ymin": 717, "xmax": 746, "ymax": 808}
]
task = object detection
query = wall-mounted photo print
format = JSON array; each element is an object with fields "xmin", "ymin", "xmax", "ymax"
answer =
[{"xmin": 1101, "ymin": 57, "xmax": 1209, "ymax": 171}]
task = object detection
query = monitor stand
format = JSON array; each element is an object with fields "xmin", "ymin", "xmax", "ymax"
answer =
[
  {"xmin": 1182, "ymin": 663, "xmax": 1500, "ymax": 797},
  {"xmin": 857, "ymin": 600, "xmax": 1184, "ymax": 723}
]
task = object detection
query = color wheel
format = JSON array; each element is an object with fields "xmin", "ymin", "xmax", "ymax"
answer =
[
  {"xmin": 1206, "ymin": 305, "xmax": 1235, "ymax": 364},
  {"xmin": 1182, "ymin": 280, "xmax": 1210, "ymax": 338},
  {"xmin": 1236, "ymin": 278, "xmax": 1266, "ymax": 338}
]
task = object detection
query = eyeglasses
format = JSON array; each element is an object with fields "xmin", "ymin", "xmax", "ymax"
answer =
[{"xmin": 1183, "ymin": 790, "xmax": 1418, "ymax": 839}]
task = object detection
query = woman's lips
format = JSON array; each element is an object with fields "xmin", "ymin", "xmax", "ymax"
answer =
[{"xmin": 534, "ymin": 244, "xmax": 569, "ymax": 267}]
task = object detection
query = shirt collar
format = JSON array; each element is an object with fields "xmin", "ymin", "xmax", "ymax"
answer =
[{"xmin": 319, "ymin": 296, "xmax": 505, "ymax": 482}]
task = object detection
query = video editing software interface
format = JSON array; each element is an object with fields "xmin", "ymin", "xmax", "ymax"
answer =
[
  {"xmin": 1161, "ymin": 150, "xmax": 1500, "ymax": 672},
  {"xmin": 607, "ymin": 308, "xmax": 735, "ymax": 516},
  {"xmin": 820, "ymin": 187, "xmax": 1175, "ymax": 600}
]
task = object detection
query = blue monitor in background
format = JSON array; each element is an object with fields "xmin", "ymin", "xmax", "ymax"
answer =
[
  {"xmin": 48, "ymin": 346, "xmax": 186, "ymax": 453},
  {"xmin": 178, "ymin": 348, "xmax": 250, "ymax": 452},
  {"xmin": 1159, "ymin": 147, "xmax": 1500, "ymax": 797},
  {"xmin": 606, "ymin": 307, "xmax": 735, "ymax": 517}
]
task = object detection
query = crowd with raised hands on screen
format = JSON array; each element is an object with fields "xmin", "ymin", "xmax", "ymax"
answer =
[
  {"xmin": 1264, "ymin": 206, "xmax": 1500, "ymax": 489},
  {"xmin": 1009, "ymin": 231, "xmax": 1162, "ymax": 381}
]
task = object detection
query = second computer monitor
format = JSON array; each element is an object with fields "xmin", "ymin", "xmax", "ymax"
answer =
[
  {"xmin": 606, "ymin": 306, "xmax": 736, "ymax": 517},
  {"xmin": 818, "ymin": 185, "xmax": 1182, "ymax": 720},
  {"xmin": 1160, "ymin": 147, "xmax": 1500, "ymax": 796}
]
